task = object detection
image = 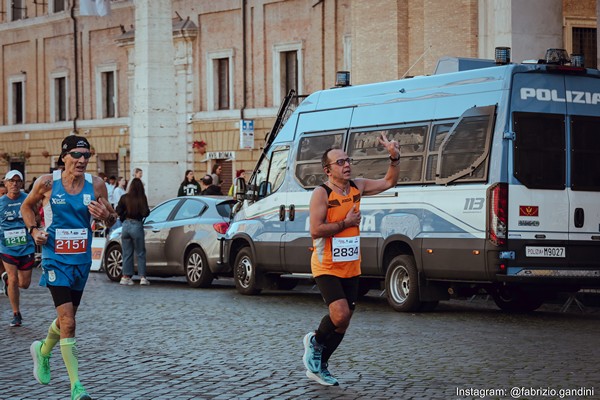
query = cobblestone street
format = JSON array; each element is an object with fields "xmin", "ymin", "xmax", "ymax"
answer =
[{"xmin": 1, "ymin": 268, "xmax": 599, "ymax": 399}]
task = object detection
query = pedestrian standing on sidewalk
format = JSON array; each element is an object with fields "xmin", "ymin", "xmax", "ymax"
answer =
[
  {"xmin": 21, "ymin": 135, "xmax": 117, "ymax": 400},
  {"xmin": 177, "ymin": 170, "xmax": 201, "ymax": 196},
  {"xmin": 302, "ymin": 132, "xmax": 400, "ymax": 386},
  {"xmin": 115, "ymin": 177, "xmax": 150, "ymax": 286},
  {"xmin": 0, "ymin": 170, "xmax": 36, "ymax": 327}
]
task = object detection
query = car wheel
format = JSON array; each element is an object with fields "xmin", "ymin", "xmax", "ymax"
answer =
[
  {"xmin": 385, "ymin": 254, "xmax": 422, "ymax": 312},
  {"xmin": 234, "ymin": 247, "xmax": 261, "ymax": 295},
  {"xmin": 185, "ymin": 247, "xmax": 213, "ymax": 288},
  {"xmin": 104, "ymin": 244, "xmax": 123, "ymax": 282}
]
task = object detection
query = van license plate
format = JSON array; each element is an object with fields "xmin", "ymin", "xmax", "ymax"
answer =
[{"xmin": 525, "ymin": 246, "xmax": 565, "ymax": 258}]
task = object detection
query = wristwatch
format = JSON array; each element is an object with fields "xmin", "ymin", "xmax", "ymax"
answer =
[
  {"xmin": 29, "ymin": 226, "xmax": 39, "ymax": 234},
  {"xmin": 389, "ymin": 154, "xmax": 400, "ymax": 162}
]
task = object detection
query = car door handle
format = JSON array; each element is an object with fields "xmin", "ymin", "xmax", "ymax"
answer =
[
  {"xmin": 279, "ymin": 204, "xmax": 285, "ymax": 221},
  {"xmin": 288, "ymin": 204, "xmax": 295, "ymax": 221},
  {"xmin": 574, "ymin": 207, "xmax": 584, "ymax": 228}
]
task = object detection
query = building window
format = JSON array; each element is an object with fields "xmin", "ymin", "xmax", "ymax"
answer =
[
  {"xmin": 272, "ymin": 42, "xmax": 303, "ymax": 106},
  {"xmin": 572, "ymin": 27, "xmax": 597, "ymax": 68},
  {"xmin": 8, "ymin": 76, "xmax": 26, "ymax": 125},
  {"xmin": 217, "ymin": 58, "xmax": 230, "ymax": 110},
  {"xmin": 564, "ymin": 17, "xmax": 597, "ymax": 69},
  {"xmin": 51, "ymin": 0, "xmax": 66, "ymax": 13},
  {"xmin": 10, "ymin": 0, "xmax": 27, "ymax": 21},
  {"xmin": 50, "ymin": 73, "xmax": 69, "ymax": 122},
  {"xmin": 95, "ymin": 66, "xmax": 118, "ymax": 119},
  {"xmin": 206, "ymin": 50, "xmax": 234, "ymax": 111}
]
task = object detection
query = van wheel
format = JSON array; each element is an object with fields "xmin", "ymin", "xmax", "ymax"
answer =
[
  {"xmin": 490, "ymin": 286, "xmax": 544, "ymax": 312},
  {"xmin": 234, "ymin": 247, "xmax": 262, "ymax": 295},
  {"xmin": 185, "ymin": 247, "xmax": 213, "ymax": 288},
  {"xmin": 385, "ymin": 255, "xmax": 421, "ymax": 312}
]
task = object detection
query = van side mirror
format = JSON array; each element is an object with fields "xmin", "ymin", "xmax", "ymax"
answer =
[
  {"xmin": 258, "ymin": 181, "xmax": 272, "ymax": 198},
  {"xmin": 235, "ymin": 177, "xmax": 247, "ymax": 201}
]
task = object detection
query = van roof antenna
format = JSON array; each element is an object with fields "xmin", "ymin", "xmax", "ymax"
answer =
[{"xmin": 401, "ymin": 45, "xmax": 432, "ymax": 79}]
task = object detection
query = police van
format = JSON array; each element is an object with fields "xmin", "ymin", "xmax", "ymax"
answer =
[{"xmin": 221, "ymin": 48, "xmax": 600, "ymax": 312}]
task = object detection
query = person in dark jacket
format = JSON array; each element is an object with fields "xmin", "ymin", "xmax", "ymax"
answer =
[
  {"xmin": 200, "ymin": 175, "xmax": 222, "ymax": 195},
  {"xmin": 116, "ymin": 178, "xmax": 150, "ymax": 286},
  {"xmin": 177, "ymin": 170, "xmax": 201, "ymax": 196}
]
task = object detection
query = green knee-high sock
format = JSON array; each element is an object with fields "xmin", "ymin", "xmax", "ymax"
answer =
[
  {"xmin": 60, "ymin": 338, "xmax": 81, "ymax": 388},
  {"xmin": 41, "ymin": 319, "xmax": 60, "ymax": 356}
]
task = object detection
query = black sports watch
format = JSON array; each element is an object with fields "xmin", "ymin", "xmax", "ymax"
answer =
[
  {"xmin": 29, "ymin": 226, "xmax": 39, "ymax": 234},
  {"xmin": 389, "ymin": 154, "xmax": 400, "ymax": 162}
]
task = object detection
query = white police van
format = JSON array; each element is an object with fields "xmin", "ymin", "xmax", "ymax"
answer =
[{"xmin": 221, "ymin": 49, "xmax": 600, "ymax": 312}]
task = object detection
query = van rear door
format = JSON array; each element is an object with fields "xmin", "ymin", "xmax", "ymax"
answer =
[
  {"xmin": 509, "ymin": 73, "xmax": 569, "ymax": 272},
  {"xmin": 564, "ymin": 75, "xmax": 600, "ymax": 269},
  {"xmin": 509, "ymin": 71, "xmax": 600, "ymax": 277}
]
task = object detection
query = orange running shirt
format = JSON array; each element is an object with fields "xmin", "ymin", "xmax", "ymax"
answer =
[{"xmin": 311, "ymin": 181, "xmax": 361, "ymax": 278}]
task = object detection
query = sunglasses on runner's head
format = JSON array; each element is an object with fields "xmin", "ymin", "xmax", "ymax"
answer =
[
  {"xmin": 65, "ymin": 151, "xmax": 92, "ymax": 159},
  {"xmin": 327, "ymin": 158, "xmax": 353, "ymax": 167}
]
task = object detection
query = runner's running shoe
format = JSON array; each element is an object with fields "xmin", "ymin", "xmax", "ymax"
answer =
[
  {"xmin": 302, "ymin": 332, "xmax": 322, "ymax": 373},
  {"xmin": 30, "ymin": 340, "xmax": 52, "ymax": 384},
  {"xmin": 71, "ymin": 382, "xmax": 92, "ymax": 400},
  {"xmin": 10, "ymin": 312, "xmax": 22, "ymax": 327},
  {"xmin": 306, "ymin": 363, "xmax": 339, "ymax": 386}
]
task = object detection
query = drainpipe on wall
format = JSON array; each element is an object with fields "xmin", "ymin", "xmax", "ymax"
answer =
[
  {"xmin": 240, "ymin": 0, "xmax": 247, "ymax": 120},
  {"xmin": 70, "ymin": 2, "xmax": 80, "ymax": 134}
]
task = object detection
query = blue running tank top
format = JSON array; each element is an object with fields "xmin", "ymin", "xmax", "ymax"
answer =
[
  {"xmin": 0, "ymin": 192, "xmax": 35, "ymax": 256},
  {"xmin": 42, "ymin": 170, "xmax": 95, "ymax": 265}
]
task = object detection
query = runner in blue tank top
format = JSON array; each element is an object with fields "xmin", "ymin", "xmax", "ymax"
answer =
[
  {"xmin": 21, "ymin": 135, "xmax": 117, "ymax": 400},
  {"xmin": 0, "ymin": 170, "xmax": 36, "ymax": 327}
]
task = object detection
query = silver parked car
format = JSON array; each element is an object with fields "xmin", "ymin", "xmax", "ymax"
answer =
[{"xmin": 103, "ymin": 196, "xmax": 236, "ymax": 287}]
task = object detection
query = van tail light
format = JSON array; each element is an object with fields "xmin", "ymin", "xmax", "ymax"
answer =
[
  {"xmin": 213, "ymin": 222, "xmax": 229, "ymax": 234},
  {"xmin": 488, "ymin": 183, "xmax": 508, "ymax": 246}
]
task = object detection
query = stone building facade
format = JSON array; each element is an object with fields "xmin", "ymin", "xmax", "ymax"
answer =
[{"xmin": 0, "ymin": 0, "xmax": 597, "ymax": 205}]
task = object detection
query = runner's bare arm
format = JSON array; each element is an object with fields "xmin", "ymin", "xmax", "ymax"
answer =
[
  {"xmin": 90, "ymin": 176, "xmax": 118, "ymax": 228},
  {"xmin": 21, "ymin": 174, "xmax": 52, "ymax": 228},
  {"xmin": 309, "ymin": 186, "xmax": 359, "ymax": 239},
  {"xmin": 356, "ymin": 132, "xmax": 401, "ymax": 196}
]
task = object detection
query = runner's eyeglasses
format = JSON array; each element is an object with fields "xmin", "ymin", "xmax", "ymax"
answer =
[{"xmin": 326, "ymin": 158, "xmax": 353, "ymax": 167}]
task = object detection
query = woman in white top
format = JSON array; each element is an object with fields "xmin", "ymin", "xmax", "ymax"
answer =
[{"xmin": 112, "ymin": 177, "xmax": 127, "ymax": 207}]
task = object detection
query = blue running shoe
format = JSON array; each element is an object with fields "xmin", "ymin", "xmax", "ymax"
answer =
[
  {"xmin": 302, "ymin": 332, "xmax": 322, "ymax": 373},
  {"xmin": 306, "ymin": 363, "xmax": 339, "ymax": 386}
]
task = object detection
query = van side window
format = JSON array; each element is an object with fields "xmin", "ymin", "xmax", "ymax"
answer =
[
  {"xmin": 513, "ymin": 112, "xmax": 565, "ymax": 190},
  {"xmin": 436, "ymin": 105, "xmax": 495, "ymax": 184},
  {"xmin": 254, "ymin": 147, "xmax": 290, "ymax": 199},
  {"xmin": 349, "ymin": 125, "xmax": 427, "ymax": 183},
  {"xmin": 425, "ymin": 123, "xmax": 454, "ymax": 182},
  {"xmin": 570, "ymin": 115, "xmax": 600, "ymax": 191},
  {"xmin": 295, "ymin": 133, "xmax": 344, "ymax": 187}
]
